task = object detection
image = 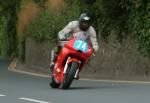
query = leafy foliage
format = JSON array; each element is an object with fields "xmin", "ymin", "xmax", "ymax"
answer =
[
  {"xmin": 25, "ymin": 1, "xmax": 81, "ymax": 42},
  {"xmin": 0, "ymin": 0, "xmax": 21, "ymax": 58},
  {"xmin": 82, "ymin": 0, "xmax": 150, "ymax": 56},
  {"xmin": 0, "ymin": 0, "xmax": 150, "ymax": 58},
  {"xmin": 0, "ymin": 17, "xmax": 8, "ymax": 57},
  {"xmin": 128, "ymin": 1, "xmax": 150, "ymax": 56}
]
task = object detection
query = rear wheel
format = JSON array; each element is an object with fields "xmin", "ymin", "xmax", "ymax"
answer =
[
  {"xmin": 60, "ymin": 62, "xmax": 79, "ymax": 89},
  {"xmin": 49, "ymin": 76, "xmax": 60, "ymax": 88}
]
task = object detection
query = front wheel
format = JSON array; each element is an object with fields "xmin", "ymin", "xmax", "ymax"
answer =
[{"xmin": 60, "ymin": 62, "xmax": 79, "ymax": 89}]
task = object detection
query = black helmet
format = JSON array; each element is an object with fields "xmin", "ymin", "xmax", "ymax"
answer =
[{"xmin": 79, "ymin": 13, "xmax": 91, "ymax": 31}]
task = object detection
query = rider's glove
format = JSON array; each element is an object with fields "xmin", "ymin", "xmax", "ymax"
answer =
[
  {"xmin": 93, "ymin": 45, "xmax": 99, "ymax": 52},
  {"xmin": 58, "ymin": 35, "xmax": 66, "ymax": 41}
]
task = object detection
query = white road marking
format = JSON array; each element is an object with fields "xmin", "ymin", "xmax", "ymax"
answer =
[
  {"xmin": 0, "ymin": 94, "xmax": 6, "ymax": 96},
  {"xmin": 19, "ymin": 97, "xmax": 50, "ymax": 103}
]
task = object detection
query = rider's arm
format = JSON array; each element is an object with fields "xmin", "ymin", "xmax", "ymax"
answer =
[
  {"xmin": 88, "ymin": 27, "xmax": 99, "ymax": 52},
  {"xmin": 58, "ymin": 21, "xmax": 77, "ymax": 40}
]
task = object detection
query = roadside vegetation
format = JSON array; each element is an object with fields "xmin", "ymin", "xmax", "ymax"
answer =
[{"xmin": 0, "ymin": 0, "xmax": 150, "ymax": 59}]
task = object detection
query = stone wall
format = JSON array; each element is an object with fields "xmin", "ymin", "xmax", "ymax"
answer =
[
  {"xmin": 81, "ymin": 37, "xmax": 150, "ymax": 80},
  {"xmin": 25, "ymin": 36, "xmax": 150, "ymax": 80},
  {"xmin": 25, "ymin": 37, "xmax": 55, "ymax": 72}
]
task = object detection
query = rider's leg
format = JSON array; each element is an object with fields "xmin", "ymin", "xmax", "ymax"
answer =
[
  {"xmin": 50, "ymin": 45, "xmax": 62, "ymax": 70},
  {"xmin": 50, "ymin": 49, "xmax": 56, "ymax": 68}
]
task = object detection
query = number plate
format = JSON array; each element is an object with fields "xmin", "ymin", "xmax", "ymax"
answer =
[{"xmin": 73, "ymin": 40, "xmax": 88, "ymax": 53}]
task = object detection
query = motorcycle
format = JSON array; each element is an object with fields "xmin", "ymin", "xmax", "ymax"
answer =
[{"xmin": 50, "ymin": 34, "xmax": 94, "ymax": 89}]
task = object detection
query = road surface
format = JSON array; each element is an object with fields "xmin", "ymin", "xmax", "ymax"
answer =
[{"xmin": 0, "ymin": 59, "xmax": 150, "ymax": 103}]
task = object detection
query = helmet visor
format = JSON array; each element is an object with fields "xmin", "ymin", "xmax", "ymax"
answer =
[{"xmin": 79, "ymin": 21, "xmax": 90, "ymax": 31}]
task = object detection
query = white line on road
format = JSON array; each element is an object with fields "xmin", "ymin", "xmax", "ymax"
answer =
[
  {"xmin": 0, "ymin": 94, "xmax": 6, "ymax": 96},
  {"xmin": 19, "ymin": 97, "xmax": 50, "ymax": 103}
]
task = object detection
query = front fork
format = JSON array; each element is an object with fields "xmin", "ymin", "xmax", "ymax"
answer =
[
  {"xmin": 63, "ymin": 57, "xmax": 71, "ymax": 74},
  {"xmin": 74, "ymin": 69, "xmax": 79, "ymax": 78},
  {"xmin": 64, "ymin": 57, "xmax": 81, "ymax": 79}
]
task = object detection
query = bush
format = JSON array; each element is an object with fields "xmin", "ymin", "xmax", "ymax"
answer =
[
  {"xmin": 128, "ymin": 1, "xmax": 150, "ymax": 56},
  {"xmin": 0, "ymin": 0, "xmax": 21, "ymax": 58},
  {"xmin": 25, "ymin": 1, "xmax": 81, "ymax": 42},
  {"xmin": 22, "ymin": 0, "xmax": 150, "ymax": 57},
  {"xmin": 80, "ymin": 0, "xmax": 129, "ymax": 40},
  {"xmin": 0, "ymin": 16, "xmax": 8, "ymax": 57}
]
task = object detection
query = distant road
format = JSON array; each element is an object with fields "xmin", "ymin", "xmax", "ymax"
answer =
[{"xmin": 0, "ymin": 59, "xmax": 150, "ymax": 103}]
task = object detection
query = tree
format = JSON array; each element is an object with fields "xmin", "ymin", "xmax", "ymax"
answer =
[{"xmin": 0, "ymin": 0, "xmax": 21, "ymax": 57}]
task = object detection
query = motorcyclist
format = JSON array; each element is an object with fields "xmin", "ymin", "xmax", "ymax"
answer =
[{"xmin": 50, "ymin": 12, "xmax": 99, "ymax": 69}]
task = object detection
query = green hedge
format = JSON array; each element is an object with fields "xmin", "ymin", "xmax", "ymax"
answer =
[
  {"xmin": 0, "ymin": 16, "xmax": 8, "ymax": 57},
  {"xmin": 25, "ymin": 0, "xmax": 150, "ymax": 56},
  {"xmin": 26, "ymin": 0, "xmax": 129, "ymax": 41},
  {"xmin": 0, "ymin": 0, "xmax": 20, "ymax": 58},
  {"xmin": 1, "ymin": 0, "xmax": 149, "ymax": 58},
  {"xmin": 25, "ymin": 1, "xmax": 81, "ymax": 42},
  {"xmin": 128, "ymin": 1, "xmax": 150, "ymax": 56}
]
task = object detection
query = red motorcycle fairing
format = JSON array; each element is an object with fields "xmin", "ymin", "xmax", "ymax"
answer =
[{"xmin": 53, "ymin": 38, "xmax": 93, "ymax": 84}]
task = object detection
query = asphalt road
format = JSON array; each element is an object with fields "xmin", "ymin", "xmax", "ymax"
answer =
[{"xmin": 1, "ymin": 59, "xmax": 150, "ymax": 103}]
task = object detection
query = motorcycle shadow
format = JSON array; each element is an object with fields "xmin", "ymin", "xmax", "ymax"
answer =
[
  {"xmin": 68, "ymin": 83, "xmax": 131, "ymax": 90},
  {"xmin": 69, "ymin": 85, "xmax": 114, "ymax": 90},
  {"xmin": 69, "ymin": 86, "xmax": 99, "ymax": 90}
]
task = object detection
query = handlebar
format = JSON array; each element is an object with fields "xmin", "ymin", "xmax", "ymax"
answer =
[
  {"xmin": 59, "ymin": 38, "xmax": 72, "ymax": 42},
  {"xmin": 59, "ymin": 38, "xmax": 67, "ymax": 41}
]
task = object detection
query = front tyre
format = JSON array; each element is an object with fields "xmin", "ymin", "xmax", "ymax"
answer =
[{"xmin": 61, "ymin": 62, "xmax": 79, "ymax": 89}]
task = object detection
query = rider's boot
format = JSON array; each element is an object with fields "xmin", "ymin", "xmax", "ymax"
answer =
[
  {"xmin": 50, "ymin": 62, "xmax": 54, "ymax": 71},
  {"xmin": 50, "ymin": 46, "xmax": 62, "ymax": 73}
]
